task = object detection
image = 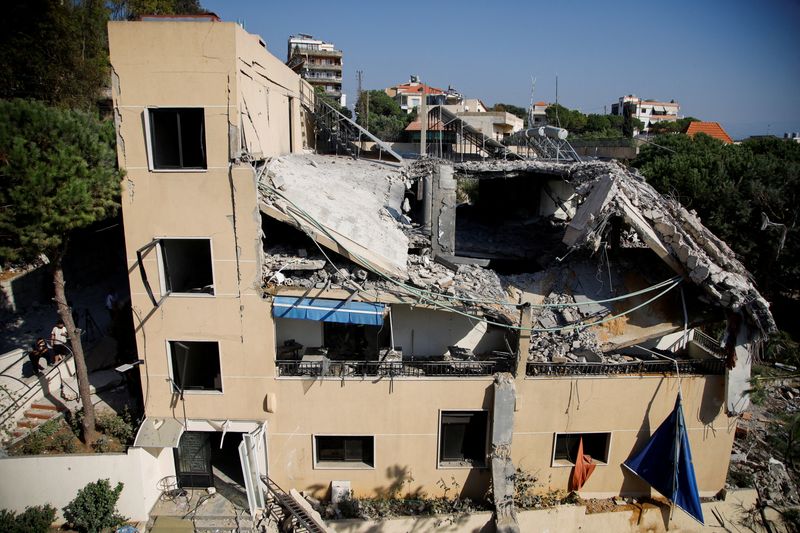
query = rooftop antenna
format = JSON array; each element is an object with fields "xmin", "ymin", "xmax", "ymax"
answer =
[{"xmin": 528, "ymin": 76, "xmax": 537, "ymax": 126}]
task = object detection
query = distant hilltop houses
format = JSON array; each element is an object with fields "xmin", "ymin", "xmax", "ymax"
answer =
[
  {"xmin": 611, "ymin": 95, "xmax": 680, "ymax": 134},
  {"xmin": 286, "ymin": 33, "xmax": 345, "ymax": 106}
]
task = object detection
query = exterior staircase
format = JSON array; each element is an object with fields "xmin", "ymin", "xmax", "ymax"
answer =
[
  {"xmin": 262, "ymin": 477, "xmax": 330, "ymax": 533},
  {"xmin": 12, "ymin": 399, "xmax": 67, "ymax": 439}
]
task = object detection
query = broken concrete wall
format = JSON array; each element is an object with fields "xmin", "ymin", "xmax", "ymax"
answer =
[
  {"xmin": 492, "ymin": 373, "xmax": 520, "ymax": 533},
  {"xmin": 431, "ymin": 164, "xmax": 456, "ymax": 257}
]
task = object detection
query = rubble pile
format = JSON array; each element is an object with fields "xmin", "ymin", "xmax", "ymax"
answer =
[
  {"xmin": 728, "ymin": 374, "xmax": 800, "ymax": 507},
  {"xmin": 452, "ymin": 158, "xmax": 775, "ymax": 337},
  {"xmin": 568, "ymin": 161, "xmax": 776, "ymax": 336}
]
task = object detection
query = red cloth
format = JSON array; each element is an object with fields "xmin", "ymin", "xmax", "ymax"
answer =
[{"xmin": 570, "ymin": 436, "xmax": 596, "ymax": 491}]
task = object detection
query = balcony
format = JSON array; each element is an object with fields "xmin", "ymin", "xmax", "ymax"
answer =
[
  {"xmin": 526, "ymin": 357, "xmax": 725, "ymax": 377},
  {"xmin": 305, "ymin": 62, "xmax": 342, "ymax": 71},
  {"xmin": 276, "ymin": 357, "xmax": 514, "ymax": 378}
]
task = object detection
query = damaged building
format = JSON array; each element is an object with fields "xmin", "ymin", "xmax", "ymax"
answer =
[{"xmin": 109, "ymin": 17, "xmax": 774, "ymax": 525}]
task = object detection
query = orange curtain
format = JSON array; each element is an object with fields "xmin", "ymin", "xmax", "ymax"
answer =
[{"xmin": 570, "ymin": 436, "xmax": 596, "ymax": 491}]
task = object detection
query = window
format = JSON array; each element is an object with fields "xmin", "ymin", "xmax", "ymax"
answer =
[
  {"xmin": 439, "ymin": 411, "xmax": 488, "ymax": 467},
  {"xmin": 552, "ymin": 432, "xmax": 610, "ymax": 467},
  {"xmin": 168, "ymin": 340, "xmax": 222, "ymax": 392},
  {"xmin": 160, "ymin": 238, "xmax": 214, "ymax": 295},
  {"xmin": 314, "ymin": 436, "xmax": 374, "ymax": 468},
  {"xmin": 147, "ymin": 108, "xmax": 207, "ymax": 170}
]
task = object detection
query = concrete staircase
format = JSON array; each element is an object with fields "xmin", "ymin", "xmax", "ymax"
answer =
[{"xmin": 12, "ymin": 399, "xmax": 68, "ymax": 439}]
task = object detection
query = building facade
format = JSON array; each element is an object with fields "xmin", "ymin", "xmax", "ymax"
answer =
[
  {"xmin": 110, "ymin": 20, "xmax": 766, "ymax": 522},
  {"xmin": 611, "ymin": 94, "xmax": 680, "ymax": 133},
  {"xmin": 287, "ymin": 33, "xmax": 345, "ymax": 106}
]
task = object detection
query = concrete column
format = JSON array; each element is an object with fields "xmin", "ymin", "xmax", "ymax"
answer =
[
  {"xmin": 431, "ymin": 164, "xmax": 456, "ymax": 257},
  {"xmin": 421, "ymin": 173, "xmax": 432, "ymax": 235},
  {"xmin": 420, "ymin": 97, "xmax": 427, "ymax": 157},
  {"xmin": 515, "ymin": 303, "xmax": 532, "ymax": 380}
]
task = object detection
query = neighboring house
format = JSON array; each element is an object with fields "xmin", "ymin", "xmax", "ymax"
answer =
[
  {"xmin": 611, "ymin": 95, "xmax": 680, "ymax": 133},
  {"xmin": 685, "ymin": 121, "xmax": 734, "ymax": 144},
  {"xmin": 453, "ymin": 111, "xmax": 524, "ymax": 141},
  {"xmin": 441, "ymin": 98, "xmax": 488, "ymax": 114},
  {"xmin": 287, "ymin": 33, "xmax": 345, "ymax": 106},
  {"xmin": 784, "ymin": 132, "xmax": 800, "ymax": 143},
  {"xmin": 530, "ymin": 101, "xmax": 549, "ymax": 127},
  {"xmin": 109, "ymin": 18, "xmax": 773, "ymax": 524},
  {"xmin": 385, "ymin": 76, "xmax": 445, "ymax": 113}
]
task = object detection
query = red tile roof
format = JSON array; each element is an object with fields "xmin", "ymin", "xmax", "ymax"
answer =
[
  {"xmin": 405, "ymin": 120, "xmax": 445, "ymax": 131},
  {"xmin": 394, "ymin": 83, "xmax": 444, "ymax": 95},
  {"xmin": 534, "ymin": 101, "xmax": 549, "ymax": 106},
  {"xmin": 685, "ymin": 121, "xmax": 733, "ymax": 144}
]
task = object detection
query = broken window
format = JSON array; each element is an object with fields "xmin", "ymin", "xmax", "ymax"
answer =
[
  {"xmin": 552, "ymin": 432, "xmax": 610, "ymax": 466},
  {"xmin": 168, "ymin": 340, "xmax": 222, "ymax": 392},
  {"xmin": 314, "ymin": 436, "xmax": 374, "ymax": 468},
  {"xmin": 160, "ymin": 238, "xmax": 214, "ymax": 295},
  {"xmin": 439, "ymin": 411, "xmax": 488, "ymax": 467},
  {"xmin": 147, "ymin": 108, "xmax": 207, "ymax": 170}
]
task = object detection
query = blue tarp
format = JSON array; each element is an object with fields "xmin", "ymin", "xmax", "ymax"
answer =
[
  {"xmin": 623, "ymin": 393, "xmax": 704, "ymax": 525},
  {"xmin": 272, "ymin": 297, "xmax": 385, "ymax": 326}
]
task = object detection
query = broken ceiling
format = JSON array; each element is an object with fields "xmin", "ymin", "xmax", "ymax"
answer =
[{"xmin": 455, "ymin": 159, "xmax": 776, "ymax": 337}]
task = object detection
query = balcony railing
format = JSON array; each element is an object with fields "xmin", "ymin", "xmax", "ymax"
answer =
[
  {"xmin": 526, "ymin": 357, "xmax": 725, "ymax": 377},
  {"xmin": 276, "ymin": 359, "xmax": 513, "ymax": 378}
]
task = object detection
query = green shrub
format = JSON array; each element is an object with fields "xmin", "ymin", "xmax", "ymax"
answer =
[
  {"xmin": 53, "ymin": 431, "xmax": 77, "ymax": 453},
  {"xmin": 92, "ymin": 435, "xmax": 112, "ymax": 453},
  {"xmin": 96, "ymin": 409, "xmax": 133, "ymax": 444},
  {"xmin": 63, "ymin": 479, "xmax": 126, "ymax": 533},
  {"xmin": 0, "ymin": 505, "xmax": 57, "ymax": 533}
]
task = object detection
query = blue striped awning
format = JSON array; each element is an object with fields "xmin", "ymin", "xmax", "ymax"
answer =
[{"xmin": 272, "ymin": 297, "xmax": 385, "ymax": 326}]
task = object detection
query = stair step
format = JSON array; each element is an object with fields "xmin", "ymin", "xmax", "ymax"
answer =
[
  {"xmin": 24, "ymin": 409, "xmax": 57, "ymax": 420},
  {"xmin": 30, "ymin": 402, "xmax": 66, "ymax": 412},
  {"xmin": 17, "ymin": 418, "xmax": 45, "ymax": 428}
]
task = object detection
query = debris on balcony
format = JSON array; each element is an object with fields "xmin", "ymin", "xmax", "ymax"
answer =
[{"xmin": 257, "ymin": 153, "xmax": 775, "ymax": 378}]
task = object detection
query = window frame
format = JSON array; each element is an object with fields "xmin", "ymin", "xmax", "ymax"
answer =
[
  {"xmin": 550, "ymin": 431, "xmax": 612, "ymax": 468},
  {"xmin": 143, "ymin": 107, "xmax": 208, "ymax": 173},
  {"xmin": 437, "ymin": 409, "xmax": 490, "ymax": 469},
  {"xmin": 312, "ymin": 434, "xmax": 376, "ymax": 470},
  {"xmin": 166, "ymin": 339, "xmax": 224, "ymax": 395},
  {"xmin": 155, "ymin": 237, "xmax": 216, "ymax": 298}
]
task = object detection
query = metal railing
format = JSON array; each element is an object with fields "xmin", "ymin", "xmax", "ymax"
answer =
[
  {"xmin": 276, "ymin": 358, "xmax": 513, "ymax": 378},
  {"xmin": 691, "ymin": 329, "xmax": 724, "ymax": 356},
  {"xmin": 0, "ymin": 345, "xmax": 74, "ymax": 430},
  {"xmin": 526, "ymin": 357, "xmax": 725, "ymax": 377},
  {"xmin": 303, "ymin": 97, "xmax": 403, "ymax": 163}
]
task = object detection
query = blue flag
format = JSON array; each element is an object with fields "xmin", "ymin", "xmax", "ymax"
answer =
[{"xmin": 624, "ymin": 393, "xmax": 704, "ymax": 524}]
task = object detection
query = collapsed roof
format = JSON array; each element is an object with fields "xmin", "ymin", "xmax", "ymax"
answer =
[
  {"xmin": 456, "ymin": 159, "xmax": 776, "ymax": 336},
  {"xmin": 257, "ymin": 154, "xmax": 775, "ymax": 345}
]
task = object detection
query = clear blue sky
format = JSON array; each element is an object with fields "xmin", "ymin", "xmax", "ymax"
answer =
[{"xmin": 203, "ymin": 0, "xmax": 800, "ymax": 139}]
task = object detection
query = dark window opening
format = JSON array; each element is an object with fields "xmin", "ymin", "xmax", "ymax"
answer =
[
  {"xmin": 315, "ymin": 436, "xmax": 374, "ymax": 467},
  {"xmin": 454, "ymin": 175, "xmax": 569, "ymax": 273},
  {"xmin": 169, "ymin": 340, "xmax": 222, "ymax": 392},
  {"xmin": 149, "ymin": 108, "xmax": 207, "ymax": 169},
  {"xmin": 161, "ymin": 239, "xmax": 214, "ymax": 295},
  {"xmin": 553, "ymin": 432, "xmax": 610, "ymax": 465},
  {"xmin": 323, "ymin": 322, "xmax": 389, "ymax": 360},
  {"xmin": 439, "ymin": 411, "xmax": 488, "ymax": 466}
]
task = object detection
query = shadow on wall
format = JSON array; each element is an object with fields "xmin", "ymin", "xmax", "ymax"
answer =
[{"xmin": 619, "ymin": 376, "xmax": 666, "ymax": 497}]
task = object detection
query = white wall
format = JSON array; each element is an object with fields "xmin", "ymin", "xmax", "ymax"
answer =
[
  {"xmin": 0, "ymin": 447, "xmax": 175, "ymax": 522},
  {"xmin": 275, "ymin": 318, "xmax": 323, "ymax": 349},
  {"xmin": 390, "ymin": 305, "xmax": 507, "ymax": 357}
]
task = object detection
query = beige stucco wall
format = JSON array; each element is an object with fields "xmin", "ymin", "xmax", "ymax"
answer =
[
  {"xmin": 266, "ymin": 374, "xmax": 732, "ymax": 500},
  {"xmin": 109, "ymin": 21, "xmax": 736, "ymax": 506}
]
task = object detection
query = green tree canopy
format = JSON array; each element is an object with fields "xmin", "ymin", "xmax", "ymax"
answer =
[
  {"xmin": 355, "ymin": 90, "xmax": 412, "ymax": 142},
  {"xmin": 0, "ymin": 99, "xmax": 123, "ymax": 443},
  {"xmin": 109, "ymin": 0, "xmax": 205, "ymax": 20},
  {"xmin": 649, "ymin": 116, "xmax": 700, "ymax": 135},
  {"xmin": 491, "ymin": 103, "xmax": 528, "ymax": 123},
  {"xmin": 0, "ymin": 100, "xmax": 121, "ymax": 261},
  {"xmin": 0, "ymin": 0, "xmax": 110, "ymax": 110},
  {"xmin": 632, "ymin": 133, "xmax": 800, "ymax": 298}
]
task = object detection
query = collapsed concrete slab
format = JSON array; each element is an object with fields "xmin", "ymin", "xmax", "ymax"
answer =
[
  {"xmin": 258, "ymin": 154, "xmax": 410, "ymax": 279},
  {"xmin": 452, "ymin": 158, "xmax": 776, "ymax": 338}
]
